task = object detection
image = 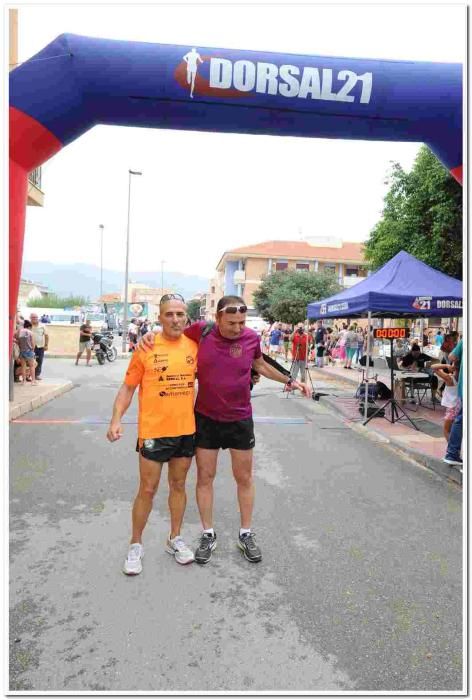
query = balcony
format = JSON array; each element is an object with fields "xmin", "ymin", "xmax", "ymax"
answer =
[
  {"xmin": 343, "ymin": 275, "xmax": 363, "ymax": 288},
  {"xmin": 29, "ymin": 167, "xmax": 42, "ymax": 189},
  {"xmin": 27, "ymin": 167, "xmax": 44, "ymax": 207},
  {"xmin": 233, "ymin": 270, "xmax": 246, "ymax": 284}
]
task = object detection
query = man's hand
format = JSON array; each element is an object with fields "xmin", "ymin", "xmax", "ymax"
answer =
[
  {"xmin": 107, "ymin": 421, "xmax": 123, "ymax": 442},
  {"xmin": 252, "ymin": 373, "xmax": 261, "ymax": 385},
  {"xmin": 137, "ymin": 331, "xmax": 156, "ymax": 351},
  {"xmin": 292, "ymin": 380, "xmax": 312, "ymax": 398}
]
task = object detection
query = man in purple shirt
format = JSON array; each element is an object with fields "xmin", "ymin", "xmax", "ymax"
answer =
[{"xmin": 139, "ymin": 294, "xmax": 311, "ymax": 564}]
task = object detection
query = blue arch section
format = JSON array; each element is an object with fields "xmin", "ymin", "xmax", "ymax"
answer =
[{"xmin": 10, "ymin": 33, "xmax": 462, "ymax": 172}]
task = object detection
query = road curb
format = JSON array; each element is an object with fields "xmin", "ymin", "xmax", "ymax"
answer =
[
  {"xmin": 318, "ymin": 395, "xmax": 462, "ymax": 487},
  {"xmin": 9, "ymin": 381, "xmax": 74, "ymax": 421},
  {"xmin": 311, "ymin": 365, "xmax": 359, "ymax": 386}
]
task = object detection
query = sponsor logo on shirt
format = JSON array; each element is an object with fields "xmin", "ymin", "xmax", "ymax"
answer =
[{"xmin": 230, "ymin": 343, "xmax": 243, "ymax": 358}]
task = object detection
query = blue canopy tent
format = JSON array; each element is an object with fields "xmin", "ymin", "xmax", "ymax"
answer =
[
  {"xmin": 307, "ymin": 251, "xmax": 463, "ymax": 320},
  {"xmin": 306, "ymin": 251, "xmax": 462, "ymax": 423}
]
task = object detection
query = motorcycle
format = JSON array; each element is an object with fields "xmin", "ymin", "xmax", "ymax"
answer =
[{"xmin": 92, "ymin": 331, "xmax": 117, "ymax": 364}]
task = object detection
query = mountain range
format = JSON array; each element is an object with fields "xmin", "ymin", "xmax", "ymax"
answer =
[{"xmin": 21, "ymin": 261, "xmax": 210, "ymax": 300}]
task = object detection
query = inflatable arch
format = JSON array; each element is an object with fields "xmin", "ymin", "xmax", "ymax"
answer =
[{"xmin": 9, "ymin": 34, "xmax": 462, "ymax": 347}]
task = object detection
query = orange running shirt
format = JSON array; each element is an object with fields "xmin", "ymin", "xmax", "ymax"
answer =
[{"xmin": 124, "ymin": 333, "xmax": 198, "ymax": 439}]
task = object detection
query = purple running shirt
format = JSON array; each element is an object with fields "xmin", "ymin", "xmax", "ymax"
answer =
[{"xmin": 184, "ymin": 321, "xmax": 262, "ymax": 422}]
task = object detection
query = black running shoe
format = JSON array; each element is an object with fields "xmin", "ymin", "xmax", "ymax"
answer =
[
  {"xmin": 194, "ymin": 532, "xmax": 217, "ymax": 564},
  {"xmin": 238, "ymin": 532, "xmax": 262, "ymax": 563}
]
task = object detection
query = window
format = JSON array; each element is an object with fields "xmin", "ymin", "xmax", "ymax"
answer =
[
  {"xmin": 275, "ymin": 261, "xmax": 288, "ymax": 271},
  {"xmin": 296, "ymin": 263, "xmax": 310, "ymax": 271},
  {"xmin": 324, "ymin": 264, "xmax": 336, "ymax": 274},
  {"xmin": 345, "ymin": 266, "xmax": 359, "ymax": 277},
  {"xmin": 211, "ymin": 286, "xmax": 215, "ymax": 294},
  {"xmin": 210, "ymin": 300, "xmax": 215, "ymax": 308}
]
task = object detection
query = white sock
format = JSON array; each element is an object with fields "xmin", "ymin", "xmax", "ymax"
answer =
[
  {"xmin": 240, "ymin": 528, "xmax": 251, "ymax": 537},
  {"xmin": 203, "ymin": 528, "xmax": 214, "ymax": 536}
]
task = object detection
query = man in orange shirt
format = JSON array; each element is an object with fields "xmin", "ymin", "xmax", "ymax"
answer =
[{"xmin": 107, "ymin": 294, "xmax": 197, "ymax": 574}]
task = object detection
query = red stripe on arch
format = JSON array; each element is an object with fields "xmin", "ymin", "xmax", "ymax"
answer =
[
  {"xmin": 450, "ymin": 165, "xmax": 462, "ymax": 184},
  {"xmin": 10, "ymin": 106, "xmax": 63, "ymax": 171}
]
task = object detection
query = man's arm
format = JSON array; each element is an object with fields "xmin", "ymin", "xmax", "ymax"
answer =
[
  {"xmin": 44, "ymin": 329, "xmax": 49, "ymax": 351},
  {"xmin": 137, "ymin": 321, "xmax": 204, "ymax": 352},
  {"xmin": 400, "ymin": 355, "xmax": 412, "ymax": 368},
  {"xmin": 107, "ymin": 383, "xmax": 138, "ymax": 442},
  {"xmin": 252, "ymin": 356, "xmax": 312, "ymax": 397},
  {"xmin": 449, "ymin": 343, "xmax": 462, "ymax": 365}
]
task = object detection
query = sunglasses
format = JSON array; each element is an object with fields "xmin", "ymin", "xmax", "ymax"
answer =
[
  {"xmin": 220, "ymin": 305, "xmax": 248, "ymax": 314},
  {"xmin": 160, "ymin": 293, "xmax": 185, "ymax": 303}
]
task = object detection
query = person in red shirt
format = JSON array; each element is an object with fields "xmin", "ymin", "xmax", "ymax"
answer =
[{"xmin": 290, "ymin": 323, "xmax": 309, "ymax": 383}]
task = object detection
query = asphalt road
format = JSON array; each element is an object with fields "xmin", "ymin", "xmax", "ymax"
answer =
[{"xmin": 9, "ymin": 357, "xmax": 463, "ymax": 692}]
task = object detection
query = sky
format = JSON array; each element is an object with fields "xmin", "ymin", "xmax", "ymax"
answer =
[{"xmin": 16, "ymin": 2, "xmax": 466, "ymax": 281}]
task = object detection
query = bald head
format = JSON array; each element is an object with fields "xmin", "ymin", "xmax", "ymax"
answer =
[{"xmin": 158, "ymin": 299, "xmax": 188, "ymax": 340}]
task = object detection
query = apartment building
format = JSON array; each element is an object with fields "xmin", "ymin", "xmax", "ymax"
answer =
[
  {"xmin": 18, "ymin": 279, "xmax": 51, "ymax": 307},
  {"xmin": 214, "ymin": 237, "xmax": 367, "ymax": 313},
  {"xmin": 10, "ymin": 9, "xmax": 44, "ymax": 207},
  {"xmin": 98, "ymin": 283, "xmax": 174, "ymax": 308}
]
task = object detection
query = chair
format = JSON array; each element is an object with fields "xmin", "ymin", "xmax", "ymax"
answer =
[
  {"xmin": 385, "ymin": 355, "xmax": 401, "ymax": 371},
  {"xmin": 389, "ymin": 357, "xmax": 436, "ymax": 409}
]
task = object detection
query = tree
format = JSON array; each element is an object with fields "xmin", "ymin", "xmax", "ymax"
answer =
[
  {"xmin": 186, "ymin": 299, "xmax": 202, "ymax": 321},
  {"xmin": 364, "ymin": 146, "xmax": 462, "ymax": 279},
  {"xmin": 253, "ymin": 270, "xmax": 341, "ymax": 324},
  {"xmin": 27, "ymin": 294, "xmax": 89, "ymax": 308}
]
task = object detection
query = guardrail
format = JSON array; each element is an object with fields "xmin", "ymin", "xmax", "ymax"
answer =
[{"xmin": 28, "ymin": 167, "xmax": 42, "ymax": 189}]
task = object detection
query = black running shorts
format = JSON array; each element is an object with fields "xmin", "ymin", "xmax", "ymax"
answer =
[
  {"xmin": 136, "ymin": 434, "xmax": 196, "ymax": 463},
  {"xmin": 195, "ymin": 412, "xmax": 255, "ymax": 451}
]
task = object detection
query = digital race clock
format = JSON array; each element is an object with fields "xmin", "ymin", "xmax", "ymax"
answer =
[{"xmin": 373, "ymin": 328, "xmax": 410, "ymax": 339}]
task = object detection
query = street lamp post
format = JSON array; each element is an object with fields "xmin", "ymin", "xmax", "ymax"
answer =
[
  {"xmin": 122, "ymin": 169, "xmax": 142, "ymax": 353},
  {"xmin": 99, "ymin": 224, "xmax": 104, "ymax": 300},
  {"xmin": 161, "ymin": 259, "xmax": 166, "ymax": 298}
]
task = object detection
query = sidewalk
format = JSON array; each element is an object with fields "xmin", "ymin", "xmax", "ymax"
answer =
[
  {"xmin": 297, "ymin": 360, "xmax": 461, "ymax": 486},
  {"xmin": 9, "ymin": 379, "xmax": 74, "ymax": 420}
]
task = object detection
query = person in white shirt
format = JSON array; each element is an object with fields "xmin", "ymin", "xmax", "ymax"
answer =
[
  {"xmin": 433, "ymin": 363, "xmax": 459, "ymax": 439},
  {"xmin": 29, "ymin": 312, "xmax": 49, "ymax": 379},
  {"xmin": 128, "ymin": 319, "xmax": 138, "ymax": 352}
]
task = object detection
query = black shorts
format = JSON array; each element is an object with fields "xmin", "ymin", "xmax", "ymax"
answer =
[
  {"xmin": 136, "ymin": 434, "xmax": 196, "ymax": 463},
  {"xmin": 195, "ymin": 412, "xmax": 255, "ymax": 451}
]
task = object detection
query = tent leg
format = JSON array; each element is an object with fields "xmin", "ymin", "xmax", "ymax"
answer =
[{"xmin": 364, "ymin": 312, "xmax": 372, "ymax": 422}]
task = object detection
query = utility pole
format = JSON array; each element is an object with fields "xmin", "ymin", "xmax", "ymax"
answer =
[
  {"xmin": 122, "ymin": 170, "xmax": 142, "ymax": 353},
  {"xmin": 161, "ymin": 259, "xmax": 165, "ymax": 298},
  {"xmin": 99, "ymin": 224, "xmax": 104, "ymax": 300}
]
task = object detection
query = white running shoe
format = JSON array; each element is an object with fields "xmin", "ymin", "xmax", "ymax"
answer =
[
  {"xmin": 123, "ymin": 543, "xmax": 144, "ymax": 575},
  {"xmin": 165, "ymin": 535, "xmax": 195, "ymax": 565}
]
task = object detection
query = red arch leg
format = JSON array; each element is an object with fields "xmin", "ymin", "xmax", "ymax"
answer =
[{"xmin": 9, "ymin": 158, "xmax": 28, "ymax": 352}]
